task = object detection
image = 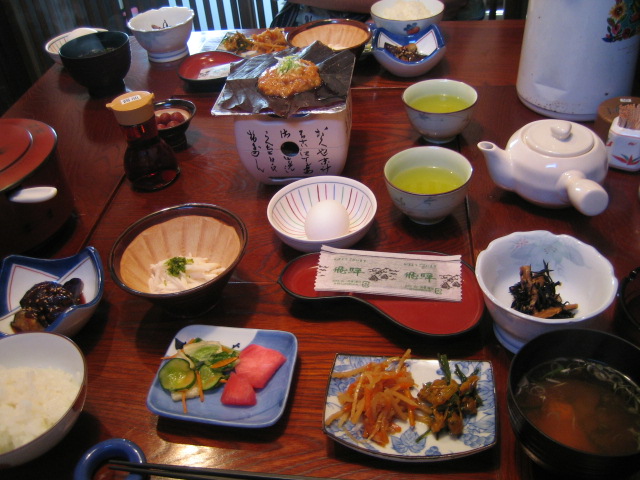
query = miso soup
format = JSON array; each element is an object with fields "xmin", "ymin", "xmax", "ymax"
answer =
[{"xmin": 514, "ymin": 358, "xmax": 640, "ymax": 456}]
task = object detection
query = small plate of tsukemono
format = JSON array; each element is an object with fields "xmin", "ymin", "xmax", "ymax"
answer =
[{"xmin": 323, "ymin": 353, "xmax": 496, "ymax": 461}]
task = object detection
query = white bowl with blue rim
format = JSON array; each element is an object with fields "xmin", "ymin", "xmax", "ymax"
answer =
[
  {"xmin": 267, "ymin": 176, "xmax": 377, "ymax": 252},
  {"xmin": 372, "ymin": 24, "xmax": 445, "ymax": 77},
  {"xmin": 0, "ymin": 246, "xmax": 104, "ymax": 337},
  {"xmin": 127, "ymin": 6, "xmax": 194, "ymax": 63},
  {"xmin": 45, "ymin": 27, "xmax": 107, "ymax": 64}
]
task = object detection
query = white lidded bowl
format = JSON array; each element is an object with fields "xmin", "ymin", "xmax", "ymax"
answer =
[
  {"xmin": 127, "ymin": 6, "xmax": 194, "ymax": 63},
  {"xmin": 45, "ymin": 28, "xmax": 106, "ymax": 64},
  {"xmin": 475, "ymin": 230, "xmax": 618, "ymax": 353},
  {"xmin": 0, "ymin": 332, "xmax": 87, "ymax": 467},
  {"xmin": 267, "ymin": 176, "xmax": 377, "ymax": 252},
  {"xmin": 371, "ymin": 0, "xmax": 444, "ymax": 36}
]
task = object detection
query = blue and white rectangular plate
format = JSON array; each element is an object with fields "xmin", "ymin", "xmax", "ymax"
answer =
[
  {"xmin": 147, "ymin": 325, "xmax": 297, "ymax": 428},
  {"xmin": 323, "ymin": 354, "xmax": 496, "ymax": 462}
]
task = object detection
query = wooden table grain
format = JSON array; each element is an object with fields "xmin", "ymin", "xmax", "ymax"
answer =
[{"xmin": 3, "ymin": 20, "xmax": 639, "ymax": 480}]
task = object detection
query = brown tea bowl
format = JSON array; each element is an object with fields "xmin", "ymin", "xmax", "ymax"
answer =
[{"xmin": 109, "ymin": 203, "xmax": 248, "ymax": 317}]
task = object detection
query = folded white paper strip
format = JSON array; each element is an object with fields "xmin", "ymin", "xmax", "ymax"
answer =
[{"xmin": 314, "ymin": 246, "xmax": 462, "ymax": 301}]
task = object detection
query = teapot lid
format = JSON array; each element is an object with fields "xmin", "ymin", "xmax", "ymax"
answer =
[{"xmin": 522, "ymin": 120, "xmax": 594, "ymax": 157}]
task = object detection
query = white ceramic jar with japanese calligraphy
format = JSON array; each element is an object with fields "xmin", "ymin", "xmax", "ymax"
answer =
[{"xmin": 229, "ymin": 96, "xmax": 352, "ymax": 185}]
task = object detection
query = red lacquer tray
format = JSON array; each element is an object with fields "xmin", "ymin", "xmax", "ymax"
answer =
[{"xmin": 278, "ymin": 252, "xmax": 485, "ymax": 337}]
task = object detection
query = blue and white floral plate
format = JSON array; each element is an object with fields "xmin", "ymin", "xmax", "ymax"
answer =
[{"xmin": 323, "ymin": 354, "xmax": 496, "ymax": 462}]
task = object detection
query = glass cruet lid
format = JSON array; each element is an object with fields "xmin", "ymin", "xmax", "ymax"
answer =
[{"xmin": 522, "ymin": 120, "xmax": 594, "ymax": 158}]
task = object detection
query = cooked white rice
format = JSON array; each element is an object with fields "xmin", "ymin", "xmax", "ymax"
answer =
[
  {"xmin": 381, "ymin": 0, "xmax": 432, "ymax": 20},
  {"xmin": 148, "ymin": 256, "xmax": 225, "ymax": 294},
  {"xmin": 0, "ymin": 365, "xmax": 80, "ymax": 454}
]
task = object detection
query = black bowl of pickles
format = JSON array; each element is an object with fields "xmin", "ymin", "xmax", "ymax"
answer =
[{"xmin": 508, "ymin": 328, "xmax": 640, "ymax": 479}]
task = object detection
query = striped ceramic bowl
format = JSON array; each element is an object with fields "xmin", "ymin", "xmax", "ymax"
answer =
[
  {"xmin": 267, "ymin": 176, "xmax": 377, "ymax": 252},
  {"xmin": 45, "ymin": 28, "xmax": 106, "ymax": 64}
]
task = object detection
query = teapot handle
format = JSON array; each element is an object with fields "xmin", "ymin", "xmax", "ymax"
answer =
[{"xmin": 557, "ymin": 170, "xmax": 608, "ymax": 216}]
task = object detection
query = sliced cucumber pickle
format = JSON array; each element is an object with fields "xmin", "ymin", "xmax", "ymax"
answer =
[
  {"xmin": 199, "ymin": 365, "xmax": 224, "ymax": 391},
  {"xmin": 158, "ymin": 358, "xmax": 196, "ymax": 391}
]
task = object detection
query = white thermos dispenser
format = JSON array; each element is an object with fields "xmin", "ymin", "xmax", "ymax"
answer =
[{"xmin": 516, "ymin": 0, "xmax": 640, "ymax": 121}]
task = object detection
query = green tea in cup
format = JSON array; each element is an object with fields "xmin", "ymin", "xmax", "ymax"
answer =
[
  {"xmin": 383, "ymin": 146, "xmax": 473, "ymax": 224},
  {"xmin": 409, "ymin": 94, "xmax": 470, "ymax": 113},
  {"xmin": 391, "ymin": 166, "xmax": 464, "ymax": 194},
  {"xmin": 402, "ymin": 79, "xmax": 478, "ymax": 143}
]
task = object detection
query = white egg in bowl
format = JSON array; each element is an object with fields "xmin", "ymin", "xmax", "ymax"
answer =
[{"xmin": 267, "ymin": 176, "xmax": 377, "ymax": 252}]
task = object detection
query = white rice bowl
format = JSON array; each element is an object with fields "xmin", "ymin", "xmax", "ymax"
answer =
[
  {"xmin": 0, "ymin": 366, "xmax": 80, "ymax": 453},
  {"xmin": 0, "ymin": 333, "xmax": 87, "ymax": 467}
]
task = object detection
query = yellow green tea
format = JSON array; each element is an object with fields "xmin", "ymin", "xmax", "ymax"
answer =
[
  {"xmin": 391, "ymin": 166, "xmax": 464, "ymax": 194},
  {"xmin": 409, "ymin": 94, "xmax": 470, "ymax": 113}
]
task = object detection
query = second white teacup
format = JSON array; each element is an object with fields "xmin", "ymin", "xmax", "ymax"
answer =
[
  {"xmin": 403, "ymin": 79, "xmax": 477, "ymax": 143},
  {"xmin": 384, "ymin": 146, "xmax": 473, "ymax": 224}
]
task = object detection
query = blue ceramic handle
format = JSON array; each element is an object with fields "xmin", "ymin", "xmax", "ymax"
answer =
[{"xmin": 73, "ymin": 438, "xmax": 146, "ymax": 480}]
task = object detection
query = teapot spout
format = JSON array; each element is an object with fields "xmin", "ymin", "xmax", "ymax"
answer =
[{"xmin": 477, "ymin": 141, "xmax": 515, "ymax": 191}]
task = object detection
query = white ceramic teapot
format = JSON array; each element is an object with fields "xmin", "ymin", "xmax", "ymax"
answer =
[{"xmin": 477, "ymin": 119, "xmax": 609, "ymax": 216}]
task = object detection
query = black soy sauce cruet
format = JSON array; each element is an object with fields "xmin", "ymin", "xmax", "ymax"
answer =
[{"xmin": 106, "ymin": 91, "xmax": 180, "ymax": 191}]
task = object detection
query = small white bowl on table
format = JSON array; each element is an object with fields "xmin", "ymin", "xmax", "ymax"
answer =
[
  {"xmin": 384, "ymin": 146, "xmax": 473, "ymax": 225},
  {"xmin": 403, "ymin": 78, "xmax": 478, "ymax": 143},
  {"xmin": 45, "ymin": 27, "xmax": 106, "ymax": 64},
  {"xmin": 0, "ymin": 246, "xmax": 104, "ymax": 338},
  {"xmin": 475, "ymin": 230, "xmax": 618, "ymax": 353},
  {"xmin": 267, "ymin": 176, "xmax": 377, "ymax": 252},
  {"xmin": 127, "ymin": 6, "xmax": 194, "ymax": 63},
  {"xmin": 371, "ymin": 0, "xmax": 444, "ymax": 36},
  {"xmin": 0, "ymin": 332, "xmax": 87, "ymax": 467}
]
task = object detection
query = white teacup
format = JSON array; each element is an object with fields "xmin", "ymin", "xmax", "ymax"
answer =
[
  {"xmin": 402, "ymin": 79, "xmax": 477, "ymax": 143},
  {"xmin": 384, "ymin": 146, "xmax": 473, "ymax": 224}
]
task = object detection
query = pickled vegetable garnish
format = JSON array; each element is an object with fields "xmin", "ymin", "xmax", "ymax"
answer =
[
  {"xmin": 159, "ymin": 338, "xmax": 239, "ymax": 413},
  {"xmin": 165, "ymin": 256, "xmax": 193, "ymax": 277},
  {"xmin": 325, "ymin": 351, "xmax": 481, "ymax": 446},
  {"xmin": 325, "ymin": 349, "xmax": 419, "ymax": 446},
  {"xmin": 416, "ymin": 354, "xmax": 481, "ymax": 439},
  {"xmin": 509, "ymin": 261, "xmax": 578, "ymax": 319}
]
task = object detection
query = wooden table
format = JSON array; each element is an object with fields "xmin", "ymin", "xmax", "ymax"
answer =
[{"xmin": 3, "ymin": 20, "xmax": 639, "ymax": 480}]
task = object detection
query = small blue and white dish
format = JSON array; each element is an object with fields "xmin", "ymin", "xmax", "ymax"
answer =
[
  {"xmin": 0, "ymin": 246, "xmax": 104, "ymax": 337},
  {"xmin": 323, "ymin": 354, "xmax": 496, "ymax": 462},
  {"xmin": 372, "ymin": 24, "xmax": 445, "ymax": 77}
]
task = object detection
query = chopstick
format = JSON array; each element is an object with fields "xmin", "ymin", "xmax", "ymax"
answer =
[{"xmin": 109, "ymin": 460, "xmax": 341, "ymax": 480}]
